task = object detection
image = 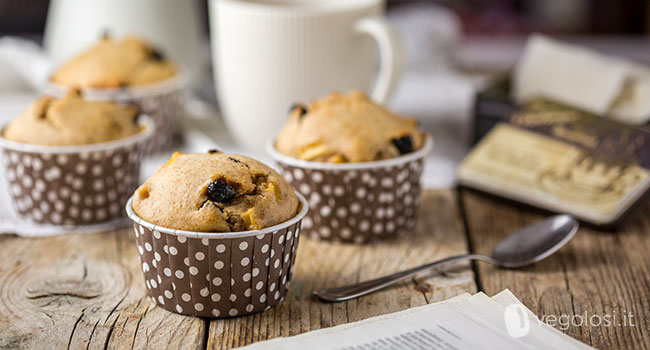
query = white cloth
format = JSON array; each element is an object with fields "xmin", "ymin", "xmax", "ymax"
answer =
[
  {"xmin": 514, "ymin": 34, "xmax": 650, "ymax": 124},
  {"xmin": 0, "ymin": 37, "xmax": 51, "ymax": 91}
]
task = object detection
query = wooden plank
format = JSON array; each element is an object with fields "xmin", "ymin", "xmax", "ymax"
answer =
[
  {"xmin": 207, "ymin": 189, "xmax": 476, "ymax": 349},
  {"xmin": 461, "ymin": 189, "xmax": 650, "ymax": 350},
  {"xmin": 0, "ymin": 229, "xmax": 206, "ymax": 350}
]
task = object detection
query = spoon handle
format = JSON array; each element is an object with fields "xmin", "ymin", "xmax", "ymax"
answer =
[{"xmin": 313, "ymin": 254, "xmax": 496, "ymax": 302}]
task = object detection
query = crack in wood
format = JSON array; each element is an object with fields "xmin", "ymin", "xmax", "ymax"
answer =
[
  {"xmin": 130, "ymin": 306, "xmax": 146, "ymax": 350},
  {"xmin": 67, "ymin": 308, "xmax": 86, "ymax": 350},
  {"xmin": 43, "ymin": 312, "xmax": 56, "ymax": 327},
  {"xmin": 103, "ymin": 293, "xmax": 128, "ymax": 326},
  {"xmin": 26, "ymin": 292, "xmax": 100, "ymax": 300},
  {"xmin": 201, "ymin": 319, "xmax": 210, "ymax": 350},
  {"xmin": 104, "ymin": 314, "xmax": 120, "ymax": 350},
  {"xmin": 87, "ymin": 318, "xmax": 101, "ymax": 350},
  {"xmin": 456, "ymin": 188, "xmax": 485, "ymax": 293},
  {"xmin": 82, "ymin": 260, "xmax": 88, "ymax": 280}
]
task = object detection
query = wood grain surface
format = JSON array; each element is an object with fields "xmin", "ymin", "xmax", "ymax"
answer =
[
  {"xmin": 206, "ymin": 189, "xmax": 475, "ymax": 349},
  {"xmin": 0, "ymin": 189, "xmax": 648, "ymax": 349},
  {"xmin": 0, "ymin": 230, "xmax": 205, "ymax": 350},
  {"xmin": 460, "ymin": 189, "xmax": 650, "ymax": 350}
]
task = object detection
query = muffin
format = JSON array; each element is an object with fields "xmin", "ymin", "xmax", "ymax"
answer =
[
  {"xmin": 48, "ymin": 35, "xmax": 187, "ymax": 153},
  {"xmin": 126, "ymin": 151, "xmax": 308, "ymax": 318},
  {"xmin": 132, "ymin": 151, "xmax": 299, "ymax": 232},
  {"xmin": 275, "ymin": 91, "xmax": 424, "ymax": 163},
  {"xmin": 0, "ymin": 91, "xmax": 153, "ymax": 226},
  {"xmin": 269, "ymin": 91, "xmax": 432, "ymax": 243},
  {"xmin": 50, "ymin": 36, "xmax": 177, "ymax": 88},
  {"xmin": 3, "ymin": 90, "xmax": 140, "ymax": 145}
]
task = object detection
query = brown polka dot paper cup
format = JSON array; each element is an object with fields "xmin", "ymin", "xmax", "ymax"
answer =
[
  {"xmin": 47, "ymin": 73, "xmax": 188, "ymax": 154},
  {"xmin": 125, "ymin": 193, "xmax": 308, "ymax": 318},
  {"xmin": 268, "ymin": 135, "xmax": 432, "ymax": 243},
  {"xmin": 0, "ymin": 117, "xmax": 154, "ymax": 226}
]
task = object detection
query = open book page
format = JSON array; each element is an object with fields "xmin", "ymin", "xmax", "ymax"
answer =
[
  {"xmin": 491, "ymin": 290, "xmax": 594, "ymax": 350},
  {"xmin": 238, "ymin": 290, "xmax": 594, "ymax": 350},
  {"xmin": 239, "ymin": 293, "xmax": 474, "ymax": 349},
  {"xmin": 453, "ymin": 292, "xmax": 593, "ymax": 350}
]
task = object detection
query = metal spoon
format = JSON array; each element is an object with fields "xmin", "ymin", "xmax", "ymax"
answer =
[{"xmin": 313, "ymin": 214, "xmax": 579, "ymax": 302}]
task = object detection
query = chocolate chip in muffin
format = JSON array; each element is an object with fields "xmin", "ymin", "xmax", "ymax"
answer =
[
  {"xmin": 207, "ymin": 180, "xmax": 236, "ymax": 203},
  {"xmin": 207, "ymin": 149, "xmax": 222, "ymax": 154},
  {"xmin": 149, "ymin": 47, "xmax": 166, "ymax": 61},
  {"xmin": 392, "ymin": 136, "xmax": 413, "ymax": 155},
  {"xmin": 288, "ymin": 103, "xmax": 307, "ymax": 118}
]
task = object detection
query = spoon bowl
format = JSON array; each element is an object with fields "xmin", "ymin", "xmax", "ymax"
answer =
[{"xmin": 491, "ymin": 214, "xmax": 579, "ymax": 268}]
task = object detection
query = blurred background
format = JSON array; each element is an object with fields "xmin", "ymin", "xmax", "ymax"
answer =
[
  {"xmin": 0, "ymin": 0, "xmax": 649, "ymax": 188},
  {"xmin": 2, "ymin": 0, "xmax": 648, "ymax": 81},
  {"xmin": 3, "ymin": 0, "xmax": 649, "ymax": 35}
]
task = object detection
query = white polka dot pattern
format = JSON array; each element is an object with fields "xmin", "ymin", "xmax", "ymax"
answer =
[
  {"xmin": 133, "ymin": 220, "xmax": 302, "ymax": 318},
  {"xmin": 276, "ymin": 159, "xmax": 424, "ymax": 243},
  {"xmin": 1, "ymin": 143, "xmax": 145, "ymax": 225}
]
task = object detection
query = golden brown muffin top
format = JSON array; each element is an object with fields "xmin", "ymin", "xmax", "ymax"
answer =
[
  {"xmin": 2, "ymin": 90, "xmax": 140, "ymax": 146},
  {"xmin": 132, "ymin": 152, "xmax": 299, "ymax": 232},
  {"xmin": 50, "ymin": 36, "xmax": 177, "ymax": 88},
  {"xmin": 275, "ymin": 91, "xmax": 424, "ymax": 163}
]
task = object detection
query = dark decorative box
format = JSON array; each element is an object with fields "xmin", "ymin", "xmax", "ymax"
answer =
[{"xmin": 461, "ymin": 79, "xmax": 650, "ymax": 229}]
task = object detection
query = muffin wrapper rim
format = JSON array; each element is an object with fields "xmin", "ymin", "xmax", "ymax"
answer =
[
  {"xmin": 0, "ymin": 115, "xmax": 155, "ymax": 154},
  {"xmin": 266, "ymin": 134, "xmax": 433, "ymax": 170}
]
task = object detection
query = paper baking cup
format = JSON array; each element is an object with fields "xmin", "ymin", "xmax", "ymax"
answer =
[
  {"xmin": 126, "ymin": 193, "xmax": 308, "ymax": 318},
  {"xmin": 0, "ymin": 117, "xmax": 154, "ymax": 226},
  {"xmin": 268, "ymin": 136, "xmax": 432, "ymax": 243},
  {"xmin": 47, "ymin": 73, "xmax": 187, "ymax": 154}
]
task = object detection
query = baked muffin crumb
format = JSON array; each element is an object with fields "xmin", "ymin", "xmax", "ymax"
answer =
[
  {"xmin": 275, "ymin": 91, "xmax": 424, "ymax": 163},
  {"xmin": 133, "ymin": 152, "xmax": 299, "ymax": 232},
  {"xmin": 50, "ymin": 36, "xmax": 177, "ymax": 89},
  {"xmin": 3, "ymin": 90, "xmax": 140, "ymax": 146}
]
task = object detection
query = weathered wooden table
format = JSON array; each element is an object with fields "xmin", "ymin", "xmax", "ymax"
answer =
[{"xmin": 0, "ymin": 189, "xmax": 648, "ymax": 349}]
